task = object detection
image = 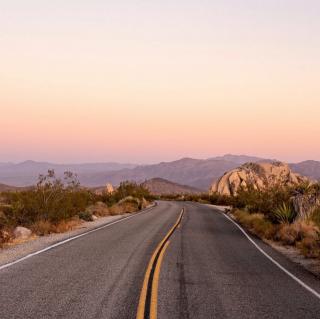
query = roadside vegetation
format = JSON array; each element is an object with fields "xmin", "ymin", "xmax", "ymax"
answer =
[
  {"xmin": 0, "ymin": 170, "xmax": 153, "ymax": 247},
  {"xmin": 162, "ymin": 183, "xmax": 320, "ymax": 259}
]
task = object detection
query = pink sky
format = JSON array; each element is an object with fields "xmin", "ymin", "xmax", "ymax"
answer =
[{"xmin": 1, "ymin": 1, "xmax": 320, "ymax": 163}]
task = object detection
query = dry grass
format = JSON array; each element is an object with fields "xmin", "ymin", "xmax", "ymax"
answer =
[
  {"xmin": 30, "ymin": 220, "xmax": 53, "ymax": 236},
  {"xmin": 86, "ymin": 202, "xmax": 110, "ymax": 217},
  {"xmin": 276, "ymin": 221, "xmax": 318, "ymax": 245},
  {"xmin": 31, "ymin": 218, "xmax": 82, "ymax": 236},
  {"xmin": 53, "ymin": 218, "xmax": 82, "ymax": 233},
  {"xmin": 0, "ymin": 228, "xmax": 14, "ymax": 248},
  {"xmin": 109, "ymin": 202, "xmax": 138, "ymax": 216},
  {"xmin": 233, "ymin": 210, "xmax": 278, "ymax": 240},
  {"xmin": 233, "ymin": 209, "xmax": 320, "ymax": 258},
  {"xmin": 297, "ymin": 238, "xmax": 320, "ymax": 258}
]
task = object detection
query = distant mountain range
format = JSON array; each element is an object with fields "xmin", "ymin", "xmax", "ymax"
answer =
[
  {"xmin": 0, "ymin": 184, "xmax": 31, "ymax": 192},
  {"xmin": 0, "ymin": 160, "xmax": 136, "ymax": 187},
  {"xmin": 0, "ymin": 155, "xmax": 319, "ymax": 190},
  {"xmin": 290, "ymin": 161, "xmax": 320, "ymax": 181},
  {"xmin": 142, "ymin": 178, "xmax": 201, "ymax": 195}
]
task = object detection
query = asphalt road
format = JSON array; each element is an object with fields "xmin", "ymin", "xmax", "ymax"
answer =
[{"xmin": 1, "ymin": 201, "xmax": 320, "ymax": 318}]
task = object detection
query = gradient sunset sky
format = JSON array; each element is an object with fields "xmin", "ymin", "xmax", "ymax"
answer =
[{"xmin": 1, "ymin": 1, "xmax": 320, "ymax": 163}]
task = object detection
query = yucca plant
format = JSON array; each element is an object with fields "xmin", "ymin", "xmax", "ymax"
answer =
[{"xmin": 272, "ymin": 202, "xmax": 296, "ymax": 224}]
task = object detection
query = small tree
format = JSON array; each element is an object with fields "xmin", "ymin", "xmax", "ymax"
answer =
[{"xmin": 36, "ymin": 170, "xmax": 81, "ymax": 220}]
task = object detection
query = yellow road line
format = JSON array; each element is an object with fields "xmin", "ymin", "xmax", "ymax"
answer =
[
  {"xmin": 136, "ymin": 244, "xmax": 159, "ymax": 319},
  {"xmin": 150, "ymin": 240, "xmax": 170, "ymax": 319},
  {"xmin": 136, "ymin": 209, "xmax": 184, "ymax": 319}
]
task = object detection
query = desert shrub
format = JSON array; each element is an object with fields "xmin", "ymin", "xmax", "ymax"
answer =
[
  {"xmin": 31, "ymin": 220, "xmax": 53, "ymax": 236},
  {"xmin": 208, "ymin": 192, "xmax": 232, "ymax": 206},
  {"xmin": 276, "ymin": 224, "xmax": 301, "ymax": 245},
  {"xmin": 0, "ymin": 228, "xmax": 13, "ymax": 247},
  {"xmin": 86, "ymin": 202, "xmax": 110, "ymax": 217},
  {"xmin": 114, "ymin": 182, "xmax": 151, "ymax": 201},
  {"xmin": 52, "ymin": 218, "xmax": 81, "ymax": 233},
  {"xmin": 109, "ymin": 198, "xmax": 139, "ymax": 215},
  {"xmin": 2, "ymin": 170, "xmax": 95, "ymax": 226},
  {"xmin": 297, "ymin": 237, "xmax": 320, "ymax": 258},
  {"xmin": 100, "ymin": 181, "xmax": 152, "ymax": 206},
  {"xmin": 78, "ymin": 211, "xmax": 93, "ymax": 222},
  {"xmin": 168, "ymin": 192, "xmax": 232, "ymax": 205},
  {"xmin": 276, "ymin": 221, "xmax": 319, "ymax": 245},
  {"xmin": 232, "ymin": 184, "xmax": 292, "ymax": 217},
  {"xmin": 233, "ymin": 210, "xmax": 277, "ymax": 240},
  {"xmin": 310, "ymin": 206, "xmax": 320, "ymax": 228},
  {"xmin": 160, "ymin": 193, "xmax": 184, "ymax": 201},
  {"xmin": 0, "ymin": 210, "xmax": 8, "ymax": 229},
  {"xmin": 272, "ymin": 203, "xmax": 296, "ymax": 224}
]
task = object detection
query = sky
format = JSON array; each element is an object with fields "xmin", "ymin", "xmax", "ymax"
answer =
[{"xmin": 1, "ymin": 0, "xmax": 320, "ymax": 164}]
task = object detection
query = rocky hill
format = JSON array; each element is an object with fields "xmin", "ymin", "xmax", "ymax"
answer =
[
  {"xmin": 142, "ymin": 178, "xmax": 201, "ymax": 195},
  {"xmin": 210, "ymin": 162, "xmax": 309, "ymax": 196},
  {"xmin": 290, "ymin": 161, "xmax": 320, "ymax": 181},
  {"xmin": 0, "ymin": 184, "xmax": 30, "ymax": 192}
]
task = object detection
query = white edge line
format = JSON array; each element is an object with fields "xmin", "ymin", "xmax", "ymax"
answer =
[
  {"xmin": 223, "ymin": 213, "xmax": 320, "ymax": 300},
  {"xmin": 0, "ymin": 205, "xmax": 156, "ymax": 271}
]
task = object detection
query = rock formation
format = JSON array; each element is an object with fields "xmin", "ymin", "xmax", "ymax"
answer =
[
  {"xmin": 210, "ymin": 162, "xmax": 309, "ymax": 196},
  {"xmin": 105, "ymin": 183, "xmax": 114, "ymax": 194},
  {"xmin": 13, "ymin": 226, "xmax": 32, "ymax": 240}
]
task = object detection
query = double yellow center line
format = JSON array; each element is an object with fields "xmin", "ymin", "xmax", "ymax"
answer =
[{"xmin": 136, "ymin": 208, "xmax": 184, "ymax": 319}]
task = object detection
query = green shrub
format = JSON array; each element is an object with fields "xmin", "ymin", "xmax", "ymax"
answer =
[
  {"xmin": 99, "ymin": 181, "xmax": 153, "ymax": 206},
  {"xmin": 1, "ymin": 170, "xmax": 95, "ymax": 226},
  {"xmin": 272, "ymin": 203, "xmax": 296, "ymax": 224},
  {"xmin": 78, "ymin": 211, "xmax": 93, "ymax": 222},
  {"xmin": 232, "ymin": 184, "xmax": 292, "ymax": 217}
]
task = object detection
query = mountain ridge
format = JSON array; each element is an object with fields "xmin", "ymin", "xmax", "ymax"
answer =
[
  {"xmin": 0, "ymin": 155, "xmax": 319, "ymax": 189},
  {"xmin": 142, "ymin": 178, "xmax": 201, "ymax": 195}
]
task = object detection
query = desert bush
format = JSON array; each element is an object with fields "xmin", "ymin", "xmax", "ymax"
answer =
[
  {"xmin": 311, "ymin": 206, "xmax": 320, "ymax": 228},
  {"xmin": 0, "ymin": 228, "xmax": 13, "ymax": 247},
  {"xmin": 30, "ymin": 218, "xmax": 81, "ymax": 235},
  {"xmin": 109, "ymin": 200, "xmax": 139, "ymax": 216},
  {"xmin": 232, "ymin": 184, "xmax": 292, "ymax": 217},
  {"xmin": 1, "ymin": 170, "xmax": 95, "ymax": 226},
  {"xmin": 31, "ymin": 220, "xmax": 53, "ymax": 236},
  {"xmin": 279, "ymin": 220, "xmax": 318, "ymax": 243},
  {"xmin": 114, "ymin": 182, "xmax": 151, "ymax": 201},
  {"xmin": 160, "ymin": 193, "xmax": 184, "ymax": 201},
  {"xmin": 52, "ymin": 218, "xmax": 81, "ymax": 233},
  {"xmin": 208, "ymin": 192, "xmax": 232, "ymax": 206},
  {"xmin": 78, "ymin": 211, "xmax": 93, "ymax": 222},
  {"xmin": 0, "ymin": 175, "xmax": 155, "ymax": 246},
  {"xmin": 272, "ymin": 203, "xmax": 296, "ymax": 224},
  {"xmin": 99, "ymin": 181, "xmax": 152, "ymax": 207},
  {"xmin": 233, "ymin": 210, "xmax": 277, "ymax": 240},
  {"xmin": 276, "ymin": 223, "xmax": 301, "ymax": 245},
  {"xmin": 86, "ymin": 202, "xmax": 110, "ymax": 217},
  {"xmin": 297, "ymin": 237, "xmax": 320, "ymax": 258}
]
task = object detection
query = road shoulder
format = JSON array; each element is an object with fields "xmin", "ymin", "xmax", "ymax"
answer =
[{"xmin": 0, "ymin": 204, "xmax": 155, "ymax": 268}]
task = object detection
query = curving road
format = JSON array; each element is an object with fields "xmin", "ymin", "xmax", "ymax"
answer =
[{"xmin": 1, "ymin": 201, "xmax": 320, "ymax": 318}]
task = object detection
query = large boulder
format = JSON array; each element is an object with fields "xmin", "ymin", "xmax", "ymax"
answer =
[
  {"xmin": 13, "ymin": 226, "xmax": 32, "ymax": 240},
  {"xmin": 210, "ymin": 162, "xmax": 309, "ymax": 196}
]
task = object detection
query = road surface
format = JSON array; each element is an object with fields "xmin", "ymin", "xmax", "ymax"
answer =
[{"xmin": 1, "ymin": 201, "xmax": 320, "ymax": 318}]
